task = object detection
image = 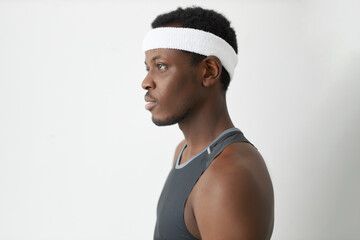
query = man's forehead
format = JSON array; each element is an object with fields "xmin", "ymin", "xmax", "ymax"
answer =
[{"xmin": 144, "ymin": 49, "xmax": 186, "ymax": 63}]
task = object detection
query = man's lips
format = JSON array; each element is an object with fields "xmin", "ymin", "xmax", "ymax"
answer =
[
  {"xmin": 144, "ymin": 95, "xmax": 157, "ymax": 111},
  {"xmin": 145, "ymin": 102, "xmax": 157, "ymax": 110}
]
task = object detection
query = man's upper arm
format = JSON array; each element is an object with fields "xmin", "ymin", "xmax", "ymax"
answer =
[{"xmin": 194, "ymin": 150, "xmax": 274, "ymax": 240}]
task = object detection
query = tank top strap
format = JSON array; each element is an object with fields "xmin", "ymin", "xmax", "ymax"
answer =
[{"xmin": 205, "ymin": 128, "xmax": 253, "ymax": 168}]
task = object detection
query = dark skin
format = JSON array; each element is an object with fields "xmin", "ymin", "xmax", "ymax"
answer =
[{"xmin": 143, "ymin": 48, "xmax": 274, "ymax": 239}]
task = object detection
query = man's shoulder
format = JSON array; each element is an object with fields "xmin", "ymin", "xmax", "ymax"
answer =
[
  {"xmin": 207, "ymin": 142, "xmax": 273, "ymax": 197},
  {"xmin": 210, "ymin": 142, "xmax": 266, "ymax": 177},
  {"xmin": 194, "ymin": 141, "xmax": 273, "ymax": 217},
  {"xmin": 192, "ymin": 142, "xmax": 274, "ymax": 239}
]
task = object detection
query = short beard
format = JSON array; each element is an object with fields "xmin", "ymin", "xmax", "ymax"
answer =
[{"xmin": 152, "ymin": 109, "xmax": 191, "ymax": 126}]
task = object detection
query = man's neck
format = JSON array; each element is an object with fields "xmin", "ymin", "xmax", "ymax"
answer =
[{"xmin": 178, "ymin": 97, "xmax": 234, "ymax": 163}]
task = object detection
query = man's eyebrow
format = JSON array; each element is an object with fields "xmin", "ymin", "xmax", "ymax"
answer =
[{"xmin": 145, "ymin": 55, "xmax": 162, "ymax": 65}]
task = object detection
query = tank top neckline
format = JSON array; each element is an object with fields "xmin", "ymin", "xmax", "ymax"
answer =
[{"xmin": 175, "ymin": 127, "xmax": 241, "ymax": 169}]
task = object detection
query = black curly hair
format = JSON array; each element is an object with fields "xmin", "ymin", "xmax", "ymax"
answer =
[{"xmin": 151, "ymin": 6, "xmax": 238, "ymax": 91}]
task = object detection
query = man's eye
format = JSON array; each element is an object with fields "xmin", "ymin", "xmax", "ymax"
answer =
[{"xmin": 157, "ymin": 63, "xmax": 167, "ymax": 70}]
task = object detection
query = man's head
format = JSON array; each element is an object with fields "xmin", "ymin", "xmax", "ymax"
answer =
[
  {"xmin": 150, "ymin": 7, "xmax": 238, "ymax": 91},
  {"xmin": 142, "ymin": 7, "xmax": 238, "ymax": 126}
]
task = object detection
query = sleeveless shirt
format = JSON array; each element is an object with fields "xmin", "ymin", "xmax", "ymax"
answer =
[{"xmin": 154, "ymin": 128, "xmax": 253, "ymax": 240}]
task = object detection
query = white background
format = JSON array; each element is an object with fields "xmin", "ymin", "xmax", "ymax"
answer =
[{"xmin": 1, "ymin": 0, "xmax": 359, "ymax": 239}]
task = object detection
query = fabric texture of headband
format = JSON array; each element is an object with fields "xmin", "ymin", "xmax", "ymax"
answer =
[{"xmin": 142, "ymin": 27, "xmax": 238, "ymax": 79}]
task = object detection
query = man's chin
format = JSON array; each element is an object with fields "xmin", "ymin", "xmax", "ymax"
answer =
[
  {"xmin": 151, "ymin": 109, "xmax": 191, "ymax": 127},
  {"xmin": 151, "ymin": 117, "xmax": 178, "ymax": 127}
]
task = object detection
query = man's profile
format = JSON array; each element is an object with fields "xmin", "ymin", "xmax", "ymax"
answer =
[{"xmin": 142, "ymin": 7, "xmax": 274, "ymax": 240}]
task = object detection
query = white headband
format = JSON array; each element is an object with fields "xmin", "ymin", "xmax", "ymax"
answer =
[{"xmin": 142, "ymin": 27, "xmax": 238, "ymax": 79}]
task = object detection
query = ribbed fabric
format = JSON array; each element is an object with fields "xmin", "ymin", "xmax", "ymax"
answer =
[
  {"xmin": 154, "ymin": 128, "xmax": 253, "ymax": 240},
  {"xmin": 142, "ymin": 27, "xmax": 238, "ymax": 79}
]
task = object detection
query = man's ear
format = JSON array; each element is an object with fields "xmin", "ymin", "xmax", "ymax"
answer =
[{"xmin": 201, "ymin": 56, "xmax": 222, "ymax": 87}]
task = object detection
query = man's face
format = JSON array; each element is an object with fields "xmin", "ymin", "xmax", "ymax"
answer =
[{"xmin": 142, "ymin": 49, "xmax": 204, "ymax": 126}]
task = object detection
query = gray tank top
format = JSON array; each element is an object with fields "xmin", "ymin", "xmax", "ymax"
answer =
[{"xmin": 154, "ymin": 128, "xmax": 253, "ymax": 240}]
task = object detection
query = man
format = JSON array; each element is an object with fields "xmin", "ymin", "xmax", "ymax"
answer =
[{"xmin": 142, "ymin": 7, "xmax": 274, "ymax": 240}]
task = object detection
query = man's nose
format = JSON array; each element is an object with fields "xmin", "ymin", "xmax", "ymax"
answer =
[{"xmin": 142, "ymin": 72, "xmax": 155, "ymax": 90}]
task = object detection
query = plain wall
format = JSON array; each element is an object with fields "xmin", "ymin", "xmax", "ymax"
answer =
[{"xmin": 0, "ymin": 0, "xmax": 359, "ymax": 239}]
